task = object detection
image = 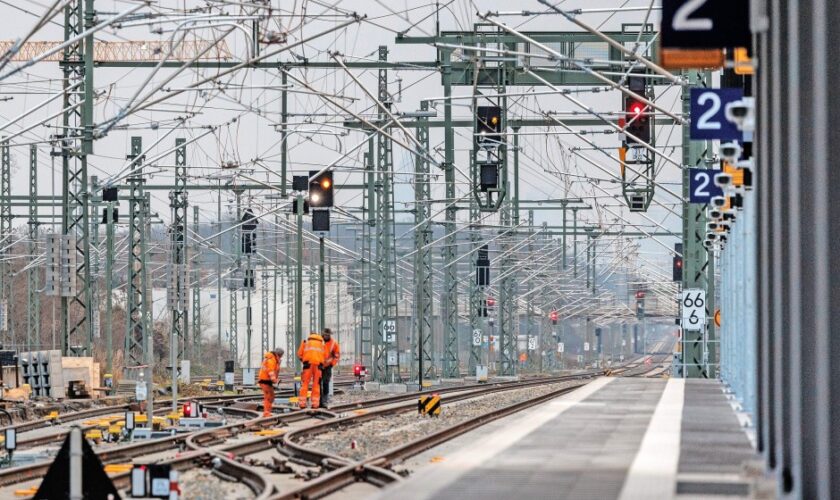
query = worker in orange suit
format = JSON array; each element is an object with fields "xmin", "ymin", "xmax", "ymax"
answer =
[
  {"xmin": 297, "ymin": 332, "xmax": 326, "ymax": 409},
  {"xmin": 320, "ymin": 328, "xmax": 340, "ymax": 408},
  {"xmin": 257, "ymin": 348, "xmax": 284, "ymax": 417}
]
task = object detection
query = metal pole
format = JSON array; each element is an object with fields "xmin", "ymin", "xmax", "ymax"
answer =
[
  {"xmin": 513, "ymin": 127, "xmax": 521, "ymax": 224},
  {"xmin": 562, "ymin": 203, "xmax": 567, "ymax": 270},
  {"xmin": 191, "ymin": 206, "xmax": 201, "ymax": 358},
  {"xmin": 105, "ymin": 201, "xmax": 114, "ymax": 385},
  {"xmin": 145, "ymin": 321, "xmax": 153, "ymax": 421},
  {"xmin": 216, "ymin": 188, "xmax": 223, "ymax": 373},
  {"xmin": 441, "ymin": 48, "xmax": 459, "ymax": 378},
  {"xmin": 295, "ymin": 193, "xmax": 303, "ymax": 373},
  {"xmin": 573, "ymin": 208, "xmax": 579, "ymax": 277},
  {"xmin": 319, "ymin": 236, "xmax": 325, "ymax": 332},
  {"xmin": 27, "ymin": 145, "xmax": 39, "ymax": 353}
]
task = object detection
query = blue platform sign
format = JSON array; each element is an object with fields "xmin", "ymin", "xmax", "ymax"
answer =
[
  {"xmin": 689, "ymin": 168, "xmax": 724, "ymax": 203},
  {"xmin": 689, "ymin": 88, "xmax": 743, "ymax": 141}
]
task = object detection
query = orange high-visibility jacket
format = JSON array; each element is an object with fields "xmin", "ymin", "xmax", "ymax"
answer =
[
  {"xmin": 258, "ymin": 352, "xmax": 280, "ymax": 384},
  {"xmin": 323, "ymin": 338, "xmax": 340, "ymax": 367},
  {"xmin": 298, "ymin": 333, "xmax": 326, "ymax": 366}
]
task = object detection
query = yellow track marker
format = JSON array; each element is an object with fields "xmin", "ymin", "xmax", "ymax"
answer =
[
  {"xmin": 84, "ymin": 429, "xmax": 103, "ymax": 440},
  {"xmin": 253, "ymin": 429, "xmax": 285, "ymax": 437},
  {"xmin": 104, "ymin": 463, "xmax": 132, "ymax": 474}
]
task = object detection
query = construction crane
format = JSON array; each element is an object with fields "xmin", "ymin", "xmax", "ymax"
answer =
[{"xmin": 0, "ymin": 39, "xmax": 232, "ymax": 62}]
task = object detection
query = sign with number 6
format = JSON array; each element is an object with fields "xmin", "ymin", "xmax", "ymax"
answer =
[{"xmin": 681, "ymin": 289, "xmax": 707, "ymax": 331}]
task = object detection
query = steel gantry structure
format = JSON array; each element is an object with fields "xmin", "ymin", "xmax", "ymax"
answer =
[{"xmin": 0, "ymin": 2, "xmax": 698, "ymax": 399}]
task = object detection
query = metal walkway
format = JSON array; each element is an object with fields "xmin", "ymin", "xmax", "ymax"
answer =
[{"xmin": 379, "ymin": 378, "xmax": 757, "ymax": 500}]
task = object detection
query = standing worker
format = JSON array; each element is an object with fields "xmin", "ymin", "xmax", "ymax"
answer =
[
  {"xmin": 320, "ymin": 328, "xmax": 340, "ymax": 408},
  {"xmin": 257, "ymin": 348, "xmax": 284, "ymax": 417},
  {"xmin": 297, "ymin": 331, "xmax": 326, "ymax": 409}
]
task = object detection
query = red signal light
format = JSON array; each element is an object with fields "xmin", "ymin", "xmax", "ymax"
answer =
[
  {"xmin": 635, "ymin": 291, "xmax": 646, "ymax": 299},
  {"xmin": 629, "ymin": 102, "xmax": 644, "ymax": 115},
  {"xmin": 486, "ymin": 297, "xmax": 496, "ymax": 307},
  {"xmin": 549, "ymin": 310, "xmax": 558, "ymax": 321}
]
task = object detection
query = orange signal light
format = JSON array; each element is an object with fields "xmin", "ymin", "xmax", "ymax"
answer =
[{"xmin": 321, "ymin": 178, "xmax": 332, "ymax": 189}]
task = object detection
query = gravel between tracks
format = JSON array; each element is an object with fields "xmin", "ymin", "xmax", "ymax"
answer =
[
  {"xmin": 329, "ymin": 382, "xmax": 465, "ymax": 405},
  {"xmin": 177, "ymin": 467, "xmax": 254, "ymax": 500},
  {"xmin": 307, "ymin": 379, "xmax": 585, "ymax": 462}
]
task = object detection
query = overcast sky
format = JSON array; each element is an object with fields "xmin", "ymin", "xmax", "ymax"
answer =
[{"xmin": 0, "ymin": 1, "xmax": 680, "ymax": 282}]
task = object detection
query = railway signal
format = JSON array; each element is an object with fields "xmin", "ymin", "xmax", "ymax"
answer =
[
  {"xmin": 624, "ymin": 76, "xmax": 650, "ymax": 144},
  {"xmin": 550, "ymin": 310, "xmax": 559, "ymax": 325},
  {"xmin": 673, "ymin": 243, "xmax": 683, "ymax": 282},
  {"xmin": 308, "ymin": 170, "xmax": 334, "ymax": 207},
  {"xmin": 635, "ymin": 291, "xmax": 645, "ymax": 320},
  {"xmin": 475, "ymin": 105, "xmax": 502, "ymax": 147}
]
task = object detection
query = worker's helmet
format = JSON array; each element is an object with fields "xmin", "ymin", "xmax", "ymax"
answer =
[{"xmin": 272, "ymin": 348, "xmax": 285, "ymax": 358}]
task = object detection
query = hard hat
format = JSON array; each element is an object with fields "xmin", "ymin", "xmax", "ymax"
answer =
[{"xmin": 272, "ymin": 348, "xmax": 285, "ymax": 358}]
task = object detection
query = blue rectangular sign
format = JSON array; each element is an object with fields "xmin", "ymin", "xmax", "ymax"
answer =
[
  {"xmin": 689, "ymin": 88, "xmax": 744, "ymax": 141},
  {"xmin": 689, "ymin": 168, "xmax": 724, "ymax": 203}
]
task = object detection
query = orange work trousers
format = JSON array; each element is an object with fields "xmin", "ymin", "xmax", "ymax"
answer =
[
  {"xmin": 300, "ymin": 365, "xmax": 322, "ymax": 409},
  {"xmin": 260, "ymin": 382, "xmax": 275, "ymax": 417}
]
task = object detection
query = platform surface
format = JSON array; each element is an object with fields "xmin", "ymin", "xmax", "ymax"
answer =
[{"xmin": 379, "ymin": 377, "xmax": 757, "ymax": 500}]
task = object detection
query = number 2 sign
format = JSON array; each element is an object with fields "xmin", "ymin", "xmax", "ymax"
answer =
[
  {"xmin": 689, "ymin": 168, "xmax": 723, "ymax": 203},
  {"xmin": 661, "ymin": 0, "xmax": 750, "ymax": 50},
  {"xmin": 690, "ymin": 88, "xmax": 743, "ymax": 141}
]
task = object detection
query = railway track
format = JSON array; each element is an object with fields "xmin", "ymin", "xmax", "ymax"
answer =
[
  {"xmin": 106, "ymin": 374, "xmax": 598, "ymax": 498},
  {"xmin": 0, "ymin": 379, "xmax": 366, "ymax": 453},
  {"xmin": 0, "ymin": 369, "xmax": 646, "ymax": 498}
]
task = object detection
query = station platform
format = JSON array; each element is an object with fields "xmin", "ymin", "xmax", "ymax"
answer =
[{"xmin": 379, "ymin": 377, "xmax": 760, "ymax": 500}]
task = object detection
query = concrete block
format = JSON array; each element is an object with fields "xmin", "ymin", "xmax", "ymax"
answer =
[
  {"xmin": 493, "ymin": 375, "xmax": 520, "ymax": 382},
  {"xmin": 363, "ymin": 382, "xmax": 380, "ymax": 392},
  {"xmin": 441, "ymin": 378, "xmax": 465, "ymax": 384},
  {"xmin": 380, "ymin": 383, "xmax": 408, "ymax": 393}
]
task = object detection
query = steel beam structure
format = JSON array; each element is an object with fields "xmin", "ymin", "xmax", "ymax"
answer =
[
  {"xmin": 169, "ymin": 138, "xmax": 188, "ymax": 382},
  {"xmin": 681, "ymin": 72, "xmax": 716, "ymax": 378},
  {"xmin": 441, "ymin": 48, "xmax": 460, "ymax": 378},
  {"xmin": 60, "ymin": 0, "xmax": 94, "ymax": 357},
  {"xmin": 125, "ymin": 137, "xmax": 151, "ymax": 369},
  {"xmin": 229, "ymin": 189, "xmax": 242, "ymax": 367},
  {"xmin": 0, "ymin": 140, "xmax": 10, "ymax": 347},
  {"xmin": 373, "ymin": 46, "xmax": 398, "ymax": 382},
  {"xmin": 413, "ymin": 101, "xmax": 435, "ymax": 381},
  {"xmin": 261, "ymin": 271, "xmax": 269, "ymax": 354},
  {"xmin": 359, "ymin": 139, "xmax": 375, "ymax": 370},
  {"xmin": 191, "ymin": 206, "xmax": 201, "ymax": 358},
  {"xmin": 468, "ymin": 192, "xmax": 483, "ymax": 375},
  {"xmin": 27, "ymin": 145, "xmax": 40, "ymax": 352}
]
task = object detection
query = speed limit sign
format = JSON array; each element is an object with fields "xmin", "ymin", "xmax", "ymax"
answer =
[
  {"xmin": 681, "ymin": 289, "xmax": 706, "ymax": 331},
  {"xmin": 383, "ymin": 319, "xmax": 396, "ymax": 343},
  {"xmin": 472, "ymin": 329, "xmax": 482, "ymax": 347}
]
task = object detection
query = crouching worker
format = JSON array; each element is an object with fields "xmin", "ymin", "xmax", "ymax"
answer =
[
  {"xmin": 297, "ymin": 332, "xmax": 326, "ymax": 409},
  {"xmin": 258, "ymin": 348, "xmax": 284, "ymax": 417}
]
